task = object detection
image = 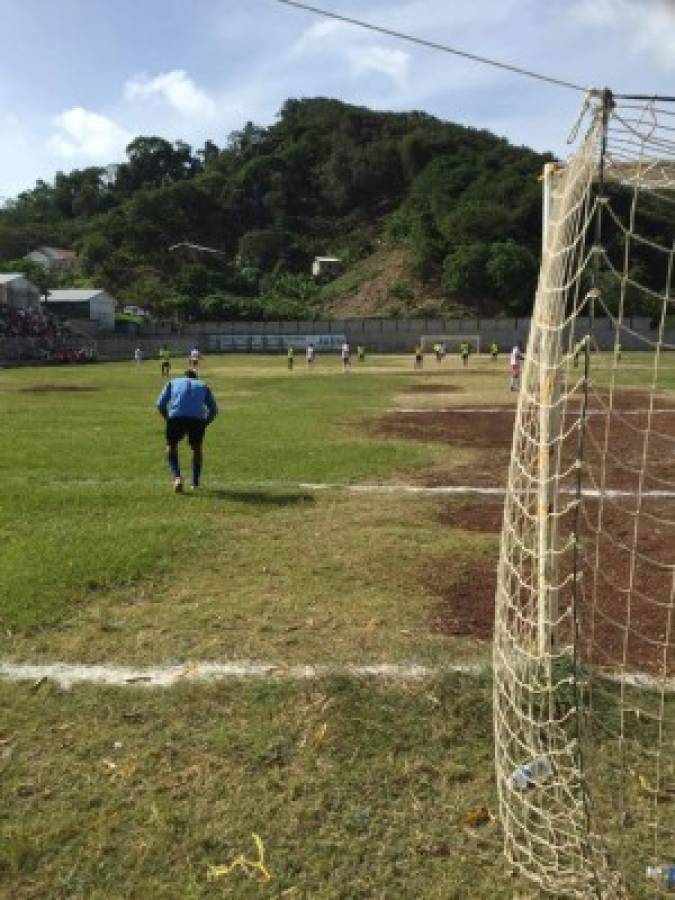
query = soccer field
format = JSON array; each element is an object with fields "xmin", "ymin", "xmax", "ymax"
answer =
[{"xmin": 1, "ymin": 352, "xmax": 673, "ymax": 898}]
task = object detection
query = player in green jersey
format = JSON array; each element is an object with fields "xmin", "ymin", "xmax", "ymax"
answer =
[{"xmin": 160, "ymin": 345, "xmax": 171, "ymax": 377}]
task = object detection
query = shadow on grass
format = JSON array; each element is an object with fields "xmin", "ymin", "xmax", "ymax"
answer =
[{"xmin": 205, "ymin": 489, "xmax": 316, "ymax": 507}]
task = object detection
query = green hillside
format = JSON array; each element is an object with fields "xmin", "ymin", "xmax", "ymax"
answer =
[{"xmin": 0, "ymin": 97, "xmax": 554, "ymax": 319}]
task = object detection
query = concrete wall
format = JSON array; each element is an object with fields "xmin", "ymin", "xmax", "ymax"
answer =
[
  {"xmin": 90, "ymin": 316, "xmax": 675, "ymax": 361},
  {"xmin": 4, "ymin": 316, "xmax": 674, "ymax": 364}
]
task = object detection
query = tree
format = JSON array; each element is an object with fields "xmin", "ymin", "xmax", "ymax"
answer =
[
  {"xmin": 443, "ymin": 243, "xmax": 491, "ymax": 298},
  {"xmin": 238, "ymin": 230, "xmax": 295, "ymax": 272},
  {"xmin": 486, "ymin": 241, "xmax": 538, "ymax": 314}
]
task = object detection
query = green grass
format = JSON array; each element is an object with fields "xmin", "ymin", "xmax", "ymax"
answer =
[
  {"xmin": 0, "ymin": 356, "xmax": 440, "ymax": 634},
  {"xmin": 0, "ymin": 672, "xmax": 526, "ymax": 900},
  {"xmin": 2, "ymin": 350, "xmax": 674, "ymax": 898}
]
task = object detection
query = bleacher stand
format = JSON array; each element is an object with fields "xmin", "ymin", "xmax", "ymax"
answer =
[{"xmin": 0, "ymin": 305, "xmax": 96, "ymax": 364}]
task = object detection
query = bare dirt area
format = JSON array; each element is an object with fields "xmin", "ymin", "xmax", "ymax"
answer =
[
  {"xmin": 576, "ymin": 497, "xmax": 675, "ymax": 676},
  {"xmin": 437, "ymin": 501, "xmax": 504, "ymax": 533},
  {"xmin": 377, "ymin": 389, "xmax": 674, "ymax": 676},
  {"xmin": 376, "ymin": 406, "xmax": 513, "ymax": 487},
  {"xmin": 430, "ymin": 495, "xmax": 674, "ymax": 676},
  {"xmin": 430, "ymin": 564, "xmax": 498, "ymax": 641},
  {"xmin": 378, "ymin": 407, "xmax": 514, "ymax": 448}
]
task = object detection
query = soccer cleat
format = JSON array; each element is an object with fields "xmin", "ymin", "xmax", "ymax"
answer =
[
  {"xmin": 173, "ymin": 477, "xmax": 183, "ymax": 493},
  {"xmin": 190, "ymin": 484, "xmax": 199, "ymax": 492}
]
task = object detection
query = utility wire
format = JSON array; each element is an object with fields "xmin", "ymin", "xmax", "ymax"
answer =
[{"xmin": 277, "ymin": 0, "xmax": 587, "ymax": 94}]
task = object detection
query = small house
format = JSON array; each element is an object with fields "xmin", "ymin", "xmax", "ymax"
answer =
[
  {"xmin": 26, "ymin": 246, "xmax": 79, "ymax": 272},
  {"xmin": 0, "ymin": 273, "xmax": 41, "ymax": 309},
  {"xmin": 311, "ymin": 256, "xmax": 342, "ymax": 279}
]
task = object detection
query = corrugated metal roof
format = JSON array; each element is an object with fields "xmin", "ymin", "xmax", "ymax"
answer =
[
  {"xmin": 31, "ymin": 246, "xmax": 78, "ymax": 260},
  {"xmin": 0, "ymin": 273, "xmax": 26, "ymax": 285},
  {"xmin": 47, "ymin": 289, "xmax": 107, "ymax": 302}
]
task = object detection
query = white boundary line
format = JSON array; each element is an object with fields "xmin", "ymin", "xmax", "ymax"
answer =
[
  {"xmin": 0, "ymin": 660, "xmax": 469, "ymax": 689},
  {"xmin": 392, "ymin": 406, "xmax": 675, "ymax": 415},
  {"xmin": 1, "ymin": 660, "xmax": 673, "ymax": 692},
  {"xmin": 22, "ymin": 479, "xmax": 675, "ymax": 499}
]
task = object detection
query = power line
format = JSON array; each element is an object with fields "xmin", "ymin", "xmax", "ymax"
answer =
[{"xmin": 277, "ymin": 0, "xmax": 587, "ymax": 94}]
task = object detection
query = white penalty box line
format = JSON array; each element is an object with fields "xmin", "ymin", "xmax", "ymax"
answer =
[
  {"xmin": 36, "ymin": 478, "xmax": 675, "ymax": 499},
  {"xmin": 2, "ymin": 660, "xmax": 673, "ymax": 692},
  {"xmin": 0, "ymin": 660, "xmax": 469, "ymax": 689}
]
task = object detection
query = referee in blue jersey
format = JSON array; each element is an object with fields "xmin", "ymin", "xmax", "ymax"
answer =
[{"xmin": 156, "ymin": 369, "xmax": 218, "ymax": 493}]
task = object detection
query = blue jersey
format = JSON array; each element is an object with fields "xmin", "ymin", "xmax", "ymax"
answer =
[{"xmin": 156, "ymin": 377, "xmax": 218, "ymax": 422}]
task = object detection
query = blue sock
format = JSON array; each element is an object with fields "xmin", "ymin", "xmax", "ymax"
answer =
[{"xmin": 167, "ymin": 446, "xmax": 180, "ymax": 479}]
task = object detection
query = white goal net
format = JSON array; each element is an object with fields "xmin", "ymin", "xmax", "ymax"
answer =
[{"xmin": 494, "ymin": 91, "xmax": 675, "ymax": 898}]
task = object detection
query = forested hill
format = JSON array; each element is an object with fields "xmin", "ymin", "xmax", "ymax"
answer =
[{"xmin": 0, "ymin": 98, "xmax": 555, "ymax": 319}]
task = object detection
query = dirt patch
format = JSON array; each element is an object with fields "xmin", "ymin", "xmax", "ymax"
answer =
[
  {"xmin": 430, "ymin": 495, "xmax": 674, "ymax": 676},
  {"xmin": 378, "ymin": 389, "xmax": 675, "ymax": 492},
  {"xmin": 430, "ymin": 563, "xmax": 497, "ymax": 641},
  {"xmin": 575, "ymin": 498, "xmax": 675, "ymax": 676},
  {"xmin": 378, "ymin": 407, "xmax": 514, "ymax": 447},
  {"xmin": 406, "ymin": 384, "xmax": 464, "ymax": 394},
  {"xmin": 437, "ymin": 501, "xmax": 503, "ymax": 533},
  {"xmin": 20, "ymin": 385, "xmax": 100, "ymax": 394},
  {"xmin": 380, "ymin": 387, "xmax": 674, "ymax": 676}
]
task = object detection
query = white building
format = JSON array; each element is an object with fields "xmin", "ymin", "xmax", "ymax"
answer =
[
  {"xmin": 311, "ymin": 256, "xmax": 342, "ymax": 279},
  {"xmin": 46, "ymin": 289, "xmax": 116, "ymax": 330},
  {"xmin": 0, "ymin": 273, "xmax": 41, "ymax": 309},
  {"xmin": 26, "ymin": 246, "xmax": 78, "ymax": 272}
]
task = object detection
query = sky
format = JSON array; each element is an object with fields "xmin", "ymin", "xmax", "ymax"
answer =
[{"xmin": 1, "ymin": 0, "xmax": 674, "ymax": 200}]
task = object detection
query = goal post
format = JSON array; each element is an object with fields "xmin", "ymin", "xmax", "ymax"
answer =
[
  {"xmin": 493, "ymin": 90, "xmax": 675, "ymax": 898},
  {"xmin": 419, "ymin": 334, "xmax": 480, "ymax": 354}
]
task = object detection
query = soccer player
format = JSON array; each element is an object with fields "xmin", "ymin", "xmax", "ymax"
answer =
[
  {"xmin": 459, "ymin": 341, "xmax": 470, "ymax": 367},
  {"xmin": 287, "ymin": 346, "xmax": 295, "ymax": 370},
  {"xmin": 341, "ymin": 341, "xmax": 351, "ymax": 372},
  {"xmin": 490, "ymin": 342, "xmax": 499, "ymax": 361},
  {"xmin": 134, "ymin": 347, "xmax": 143, "ymax": 366},
  {"xmin": 434, "ymin": 343, "xmax": 442, "ymax": 364},
  {"xmin": 159, "ymin": 345, "xmax": 171, "ymax": 377},
  {"xmin": 357, "ymin": 345, "xmax": 365, "ymax": 363},
  {"xmin": 306, "ymin": 344, "xmax": 315, "ymax": 367},
  {"xmin": 414, "ymin": 344, "xmax": 423, "ymax": 370},
  {"xmin": 510, "ymin": 343, "xmax": 524, "ymax": 392},
  {"xmin": 188, "ymin": 347, "xmax": 201, "ymax": 371},
  {"xmin": 156, "ymin": 369, "xmax": 218, "ymax": 493}
]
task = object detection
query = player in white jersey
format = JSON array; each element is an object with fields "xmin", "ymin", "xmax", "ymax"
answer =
[
  {"xmin": 510, "ymin": 344, "xmax": 524, "ymax": 391},
  {"xmin": 134, "ymin": 347, "xmax": 143, "ymax": 365},
  {"xmin": 341, "ymin": 341, "xmax": 351, "ymax": 372},
  {"xmin": 188, "ymin": 347, "xmax": 201, "ymax": 371},
  {"xmin": 306, "ymin": 344, "xmax": 315, "ymax": 366}
]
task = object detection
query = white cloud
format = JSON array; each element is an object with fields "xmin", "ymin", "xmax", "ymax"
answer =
[
  {"xmin": 124, "ymin": 70, "xmax": 217, "ymax": 119},
  {"xmin": 47, "ymin": 107, "xmax": 131, "ymax": 160},
  {"xmin": 347, "ymin": 45, "xmax": 410, "ymax": 88},
  {"xmin": 572, "ymin": 0, "xmax": 675, "ymax": 72}
]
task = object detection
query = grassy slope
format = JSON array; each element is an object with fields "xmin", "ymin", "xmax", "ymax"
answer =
[{"xmin": 318, "ymin": 246, "xmax": 466, "ymax": 319}]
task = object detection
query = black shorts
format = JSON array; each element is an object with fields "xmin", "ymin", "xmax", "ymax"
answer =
[{"xmin": 166, "ymin": 417, "xmax": 207, "ymax": 448}]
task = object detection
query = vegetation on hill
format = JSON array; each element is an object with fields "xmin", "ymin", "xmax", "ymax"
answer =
[{"xmin": 0, "ymin": 97, "xmax": 611, "ymax": 320}]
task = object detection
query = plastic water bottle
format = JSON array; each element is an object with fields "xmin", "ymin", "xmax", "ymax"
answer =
[
  {"xmin": 646, "ymin": 865, "xmax": 675, "ymax": 890},
  {"xmin": 510, "ymin": 755, "xmax": 553, "ymax": 790}
]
